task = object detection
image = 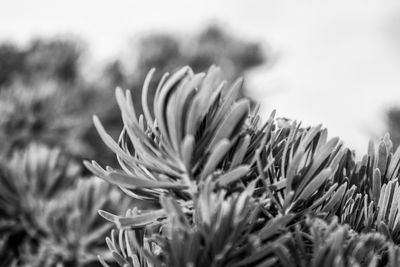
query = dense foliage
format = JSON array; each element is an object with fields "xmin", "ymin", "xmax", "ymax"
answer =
[
  {"xmin": 0, "ymin": 25, "xmax": 266, "ymax": 266},
  {"xmin": 86, "ymin": 66, "xmax": 400, "ymax": 267},
  {"xmin": 4, "ymin": 23, "xmax": 400, "ymax": 267},
  {"xmin": 0, "ymin": 143, "xmax": 133, "ymax": 266}
]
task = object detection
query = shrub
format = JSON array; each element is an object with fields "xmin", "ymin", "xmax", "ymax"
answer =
[
  {"xmin": 0, "ymin": 144, "xmax": 131, "ymax": 267},
  {"xmin": 87, "ymin": 66, "xmax": 400, "ymax": 267},
  {"xmin": 0, "ymin": 85, "xmax": 91, "ymax": 159}
]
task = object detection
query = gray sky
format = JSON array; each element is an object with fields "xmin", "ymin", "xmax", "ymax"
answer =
[{"xmin": 2, "ymin": 0, "xmax": 400, "ymax": 153}]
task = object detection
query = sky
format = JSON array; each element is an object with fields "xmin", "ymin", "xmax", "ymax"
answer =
[{"xmin": 2, "ymin": 0, "xmax": 400, "ymax": 154}]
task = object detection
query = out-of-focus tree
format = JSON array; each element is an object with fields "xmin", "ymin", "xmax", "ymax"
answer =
[
  {"xmin": 126, "ymin": 24, "xmax": 266, "ymax": 109},
  {"xmin": 386, "ymin": 107, "xmax": 400, "ymax": 148},
  {"xmin": 0, "ymin": 37, "xmax": 97, "ymax": 162},
  {"xmin": 0, "ymin": 84, "xmax": 90, "ymax": 159},
  {"xmin": 102, "ymin": 60, "xmax": 126, "ymax": 89},
  {"xmin": 23, "ymin": 38, "xmax": 85, "ymax": 84},
  {"xmin": 0, "ymin": 37, "xmax": 85, "ymax": 88},
  {"xmin": 0, "ymin": 43, "xmax": 25, "ymax": 87},
  {"xmin": 187, "ymin": 24, "xmax": 265, "ymax": 79}
]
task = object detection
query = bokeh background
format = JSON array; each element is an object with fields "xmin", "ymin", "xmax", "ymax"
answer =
[
  {"xmin": 2, "ymin": 0, "xmax": 400, "ymax": 155},
  {"xmin": 2, "ymin": 0, "xmax": 400, "ymax": 265}
]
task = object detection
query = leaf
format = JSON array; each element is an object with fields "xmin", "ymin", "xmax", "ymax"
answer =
[
  {"xmin": 84, "ymin": 160, "xmax": 107, "ymax": 179},
  {"xmin": 322, "ymin": 182, "xmax": 348, "ymax": 214},
  {"xmin": 166, "ymin": 88, "xmax": 179, "ymax": 151},
  {"xmin": 302, "ymin": 137, "xmax": 340, "ymax": 184},
  {"xmin": 115, "ymin": 87, "xmax": 138, "ymax": 125},
  {"xmin": 377, "ymin": 141, "xmax": 388, "ymax": 175},
  {"xmin": 99, "ymin": 209, "xmax": 165, "ymax": 229},
  {"xmin": 270, "ymin": 179, "xmax": 287, "ymax": 191},
  {"xmin": 93, "ymin": 116, "xmax": 132, "ymax": 163},
  {"xmin": 377, "ymin": 183, "xmax": 389, "ymax": 223},
  {"xmin": 97, "ymin": 256, "xmax": 111, "ymax": 267},
  {"xmin": 175, "ymin": 73, "xmax": 204, "ymax": 144},
  {"xmin": 197, "ymin": 65, "xmax": 223, "ymax": 116},
  {"xmin": 107, "ymin": 172, "xmax": 187, "ymax": 190},
  {"xmin": 296, "ymin": 168, "xmax": 331, "ymax": 200},
  {"xmin": 388, "ymin": 146, "xmax": 400, "ymax": 179},
  {"xmin": 210, "ymin": 77, "xmax": 243, "ymax": 129},
  {"xmin": 208, "ymin": 99, "xmax": 250, "ymax": 149},
  {"xmin": 185, "ymin": 96, "xmax": 201, "ymax": 136},
  {"xmin": 111, "ymin": 251, "xmax": 130, "ymax": 266},
  {"xmin": 155, "ymin": 66, "xmax": 191, "ymax": 139},
  {"xmin": 141, "ymin": 68, "xmax": 156, "ymax": 129},
  {"xmin": 201, "ymin": 139, "xmax": 232, "ymax": 179},
  {"xmin": 372, "ymin": 169, "xmax": 382, "ymax": 204},
  {"xmin": 388, "ymin": 182, "xmax": 400, "ymax": 228},
  {"xmin": 309, "ymin": 182, "xmax": 338, "ymax": 211},
  {"xmin": 286, "ymin": 147, "xmax": 305, "ymax": 193},
  {"xmin": 259, "ymin": 215, "xmax": 294, "ymax": 241},
  {"xmin": 116, "ymin": 210, "xmax": 166, "ymax": 228},
  {"xmin": 181, "ymin": 135, "xmax": 195, "ymax": 170},
  {"xmin": 98, "ymin": 210, "xmax": 119, "ymax": 223},
  {"xmin": 230, "ymin": 135, "xmax": 251, "ymax": 168},
  {"xmin": 217, "ymin": 165, "xmax": 251, "ymax": 187},
  {"xmin": 283, "ymin": 190, "xmax": 295, "ymax": 212},
  {"xmin": 300, "ymin": 125, "xmax": 323, "ymax": 151}
]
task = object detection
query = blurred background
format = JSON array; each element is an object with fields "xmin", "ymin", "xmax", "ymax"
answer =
[
  {"xmin": 2, "ymin": 0, "xmax": 400, "ymax": 265},
  {"xmin": 2, "ymin": 0, "xmax": 400, "ymax": 157}
]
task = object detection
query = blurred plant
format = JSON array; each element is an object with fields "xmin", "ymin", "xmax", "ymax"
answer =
[
  {"xmin": 0, "ymin": 144, "xmax": 80, "ymax": 264},
  {"xmin": 386, "ymin": 107, "xmax": 400, "ymax": 149},
  {"xmin": 0, "ymin": 84, "xmax": 92, "ymax": 158},
  {"xmin": 281, "ymin": 216, "xmax": 398, "ymax": 267},
  {"xmin": 22, "ymin": 179, "xmax": 131, "ymax": 267},
  {"xmin": 0, "ymin": 37, "xmax": 102, "ymax": 163},
  {"xmin": 0, "ymin": 43, "xmax": 25, "ymax": 87},
  {"xmin": 0, "ymin": 143, "xmax": 132, "ymax": 267},
  {"xmin": 132, "ymin": 24, "xmax": 265, "ymax": 80},
  {"xmin": 0, "ymin": 37, "xmax": 84, "ymax": 88},
  {"xmin": 23, "ymin": 37, "xmax": 84, "ymax": 84}
]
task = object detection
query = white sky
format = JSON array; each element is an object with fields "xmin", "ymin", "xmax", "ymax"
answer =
[{"xmin": 2, "ymin": 0, "xmax": 400, "ymax": 154}]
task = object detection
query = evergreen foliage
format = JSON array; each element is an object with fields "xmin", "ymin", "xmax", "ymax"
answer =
[
  {"xmin": 0, "ymin": 26, "xmax": 268, "ymax": 266},
  {"xmin": 87, "ymin": 66, "xmax": 400, "ymax": 267}
]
